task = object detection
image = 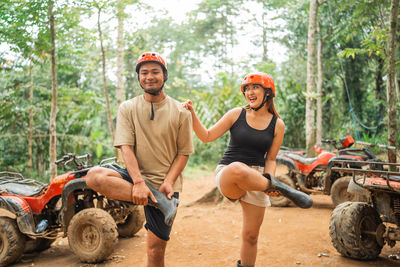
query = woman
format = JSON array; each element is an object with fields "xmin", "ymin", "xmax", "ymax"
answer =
[{"xmin": 183, "ymin": 72, "xmax": 312, "ymax": 267}]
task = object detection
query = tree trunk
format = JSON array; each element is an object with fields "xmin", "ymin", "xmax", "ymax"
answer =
[
  {"xmin": 97, "ymin": 7, "xmax": 117, "ymax": 156},
  {"xmin": 97, "ymin": 10, "xmax": 113, "ymax": 135},
  {"xmin": 375, "ymin": 57, "xmax": 385, "ymax": 120},
  {"xmin": 316, "ymin": 27, "xmax": 326, "ymax": 146},
  {"xmin": 262, "ymin": 3, "xmax": 268, "ymax": 62},
  {"xmin": 386, "ymin": 0, "xmax": 399, "ymax": 164},
  {"xmin": 116, "ymin": 0, "xmax": 125, "ymax": 107},
  {"xmin": 49, "ymin": 0, "xmax": 58, "ymax": 180},
  {"xmin": 305, "ymin": 0, "xmax": 318, "ymax": 156},
  {"xmin": 188, "ymin": 187, "xmax": 224, "ymax": 206},
  {"xmin": 28, "ymin": 60, "xmax": 34, "ymax": 173}
]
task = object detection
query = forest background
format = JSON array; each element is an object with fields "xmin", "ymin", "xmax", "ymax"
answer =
[{"xmin": 0, "ymin": 0, "xmax": 399, "ymax": 182}]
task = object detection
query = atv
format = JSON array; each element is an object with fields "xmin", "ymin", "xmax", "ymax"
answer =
[
  {"xmin": 0, "ymin": 153, "xmax": 145, "ymax": 265},
  {"xmin": 329, "ymin": 160, "xmax": 400, "ymax": 260},
  {"xmin": 272, "ymin": 136, "xmax": 380, "ymax": 207}
]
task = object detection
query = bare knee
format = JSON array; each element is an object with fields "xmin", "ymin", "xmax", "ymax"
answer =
[
  {"xmin": 242, "ymin": 230, "xmax": 259, "ymax": 247},
  {"xmin": 86, "ymin": 167, "xmax": 108, "ymax": 189},
  {"xmin": 147, "ymin": 241, "xmax": 166, "ymax": 261},
  {"xmin": 225, "ymin": 162, "xmax": 249, "ymax": 181}
]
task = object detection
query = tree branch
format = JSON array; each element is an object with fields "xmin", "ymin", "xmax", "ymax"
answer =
[{"xmin": 318, "ymin": 0, "xmax": 329, "ymax": 5}]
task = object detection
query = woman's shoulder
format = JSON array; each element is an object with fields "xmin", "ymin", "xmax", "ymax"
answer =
[
  {"xmin": 226, "ymin": 107, "xmax": 243, "ymax": 116},
  {"xmin": 212, "ymin": 107, "xmax": 242, "ymax": 129},
  {"xmin": 224, "ymin": 107, "xmax": 243, "ymax": 121},
  {"xmin": 275, "ymin": 117, "xmax": 285, "ymax": 133}
]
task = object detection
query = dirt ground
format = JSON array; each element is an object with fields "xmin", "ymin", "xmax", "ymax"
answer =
[{"xmin": 11, "ymin": 168, "xmax": 400, "ymax": 267}]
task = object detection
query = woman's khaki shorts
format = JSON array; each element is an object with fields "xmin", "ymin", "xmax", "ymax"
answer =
[{"xmin": 215, "ymin": 164, "xmax": 271, "ymax": 208}]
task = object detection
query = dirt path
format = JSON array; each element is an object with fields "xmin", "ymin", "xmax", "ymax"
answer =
[{"xmin": 13, "ymin": 173, "xmax": 400, "ymax": 267}]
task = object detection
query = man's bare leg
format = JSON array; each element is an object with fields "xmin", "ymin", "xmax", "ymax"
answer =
[
  {"xmin": 147, "ymin": 230, "xmax": 167, "ymax": 267},
  {"xmin": 86, "ymin": 166, "xmax": 133, "ymax": 202}
]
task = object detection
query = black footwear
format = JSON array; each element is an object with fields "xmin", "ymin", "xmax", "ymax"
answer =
[
  {"xmin": 264, "ymin": 174, "xmax": 313, "ymax": 209},
  {"xmin": 237, "ymin": 260, "xmax": 254, "ymax": 267},
  {"xmin": 146, "ymin": 181, "xmax": 179, "ymax": 226}
]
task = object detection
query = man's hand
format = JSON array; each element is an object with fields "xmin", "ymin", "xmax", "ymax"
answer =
[
  {"xmin": 159, "ymin": 180, "xmax": 174, "ymax": 199},
  {"xmin": 132, "ymin": 182, "xmax": 157, "ymax": 206}
]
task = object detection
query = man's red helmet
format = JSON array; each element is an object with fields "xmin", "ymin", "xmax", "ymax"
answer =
[
  {"xmin": 136, "ymin": 52, "xmax": 168, "ymax": 81},
  {"xmin": 241, "ymin": 72, "xmax": 275, "ymax": 97}
]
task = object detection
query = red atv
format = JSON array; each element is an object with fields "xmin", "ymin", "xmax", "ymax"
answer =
[
  {"xmin": 272, "ymin": 136, "xmax": 380, "ymax": 207},
  {"xmin": 0, "ymin": 153, "xmax": 144, "ymax": 265},
  {"xmin": 329, "ymin": 160, "xmax": 400, "ymax": 260}
]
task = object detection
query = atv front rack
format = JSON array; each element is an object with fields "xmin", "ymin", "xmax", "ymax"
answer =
[{"xmin": 330, "ymin": 160, "xmax": 400, "ymax": 193}]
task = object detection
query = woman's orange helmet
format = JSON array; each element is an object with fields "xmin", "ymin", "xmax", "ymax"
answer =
[
  {"xmin": 136, "ymin": 52, "xmax": 168, "ymax": 81},
  {"xmin": 241, "ymin": 72, "xmax": 275, "ymax": 97}
]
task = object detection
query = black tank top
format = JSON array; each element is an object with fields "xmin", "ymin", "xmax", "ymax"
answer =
[{"xmin": 219, "ymin": 108, "xmax": 277, "ymax": 167}]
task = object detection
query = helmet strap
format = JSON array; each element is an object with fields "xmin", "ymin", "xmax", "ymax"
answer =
[
  {"xmin": 245, "ymin": 88, "xmax": 274, "ymax": 112},
  {"xmin": 144, "ymin": 88, "xmax": 163, "ymax": 96},
  {"xmin": 250, "ymin": 89, "xmax": 269, "ymax": 111}
]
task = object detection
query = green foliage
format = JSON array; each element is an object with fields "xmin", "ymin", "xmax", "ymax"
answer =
[
  {"xmin": 186, "ymin": 72, "xmax": 245, "ymax": 165},
  {"xmin": 0, "ymin": 0, "xmax": 399, "ymax": 181}
]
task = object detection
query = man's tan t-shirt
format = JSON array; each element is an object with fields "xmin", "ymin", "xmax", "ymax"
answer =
[{"xmin": 114, "ymin": 95, "xmax": 194, "ymax": 192}]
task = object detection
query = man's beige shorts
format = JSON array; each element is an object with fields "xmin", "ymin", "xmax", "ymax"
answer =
[{"xmin": 215, "ymin": 164, "xmax": 271, "ymax": 208}]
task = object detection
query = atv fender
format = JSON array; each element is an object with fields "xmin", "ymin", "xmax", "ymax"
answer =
[
  {"xmin": 323, "ymin": 156, "xmax": 362, "ymax": 194},
  {"xmin": 59, "ymin": 179, "xmax": 91, "ymax": 232},
  {"xmin": 276, "ymin": 156, "xmax": 296, "ymax": 171},
  {"xmin": 0, "ymin": 196, "xmax": 36, "ymax": 235}
]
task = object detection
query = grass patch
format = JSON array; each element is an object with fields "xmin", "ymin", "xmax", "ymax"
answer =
[{"xmin": 183, "ymin": 163, "xmax": 217, "ymax": 179}]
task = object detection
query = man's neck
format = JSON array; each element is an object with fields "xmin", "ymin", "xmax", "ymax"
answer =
[{"xmin": 143, "ymin": 91, "xmax": 167, "ymax": 103}]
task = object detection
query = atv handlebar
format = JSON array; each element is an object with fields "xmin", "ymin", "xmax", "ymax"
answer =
[
  {"xmin": 321, "ymin": 139, "xmax": 341, "ymax": 150},
  {"xmin": 321, "ymin": 139, "xmax": 337, "ymax": 145},
  {"xmin": 55, "ymin": 153, "xmax": 92, "ymax": 169}
]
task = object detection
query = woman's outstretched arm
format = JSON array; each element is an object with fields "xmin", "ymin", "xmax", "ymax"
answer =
[{"xmin": 182, "ymin": 99, "xmax": 241, "ymax": 143}]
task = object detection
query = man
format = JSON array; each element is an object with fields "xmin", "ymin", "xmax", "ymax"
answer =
[{"xmin": 86, "ymin": 52, "xmax": 194, "ymax": 267}]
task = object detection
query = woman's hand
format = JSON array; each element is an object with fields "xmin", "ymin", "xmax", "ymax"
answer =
[{"xmin": 182, "ymin": 99, "xmax": 194, "ymax": 112}]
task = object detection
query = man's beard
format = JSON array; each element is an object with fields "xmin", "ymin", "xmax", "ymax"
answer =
[
  {"xmin": 141, "ymin": 82, "xmax": 164, "ymax": 96},
  {"xmin": 143, "ymin": 87, "xmax": 162, "ymax": 95}
]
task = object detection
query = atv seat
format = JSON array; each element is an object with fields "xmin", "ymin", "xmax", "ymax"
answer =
[
  {"xmin": 286, "ymin": 153, "xmax": 318, "ymax": 165},
  {"xmin": 0, "ymin": 172, "xmax": 47, "ymax": 197}
]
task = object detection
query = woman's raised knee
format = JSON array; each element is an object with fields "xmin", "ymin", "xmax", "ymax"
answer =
[{"xmin": 225, "ymin": 162, "xmax": 249, "ymax": 180}]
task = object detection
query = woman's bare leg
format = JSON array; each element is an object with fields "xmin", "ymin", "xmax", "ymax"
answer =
[
  {"xmin": 219, "ymin": 162, "xmax": 271, "ymax": 200},
  {"xmin": 239, "ymin": 201, "xmax": 265, "ymax": 266}
]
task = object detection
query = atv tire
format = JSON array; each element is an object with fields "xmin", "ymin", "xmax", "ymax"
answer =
[
  {"xmin": 24, "ymin": 237, "xmax": 55, "ymax": 253},
  {"xmin": 330, "ymin": 176, "xmax": 356, "ymax": 207},
  {"xmin": 329, "ymin": 202, "xmax": 382, "ymax": 260},
  {"xmin": 0, "ymin": 216, "xmax": 26, "ymax": 266},
  {"xmin": 269, "ymin": 174, "xmax": 296, "ymax": 207},
  {"xmin": 68, "ymin": 208, "xmax": 118, "ymax": 263},
  {"xmin": 117, "ymin": 206, "xmax": 145, "ymax": 238}
]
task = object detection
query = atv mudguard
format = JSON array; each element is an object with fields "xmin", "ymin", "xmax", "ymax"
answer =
[
  {"xmin": 59, "ymin": 178, "xmax": 91, "ymax": 233},
  {"xmin": 276, "ymin": 156, "xmax": 297, "ymax": 171},
  {"xmin": 0, "ymin": 195, "xmax": 36, "ymax": 235},
  {"xmin": 323, "ymin": 156, "xmax": 363, "ymax": 194}
]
